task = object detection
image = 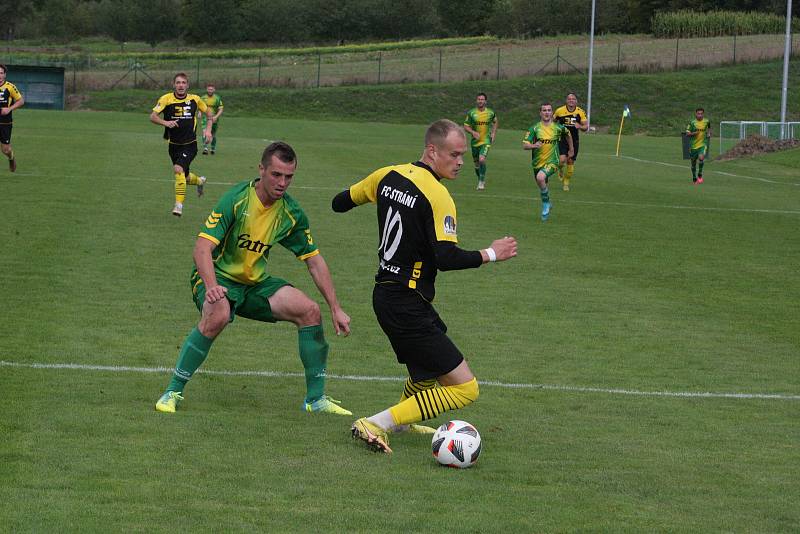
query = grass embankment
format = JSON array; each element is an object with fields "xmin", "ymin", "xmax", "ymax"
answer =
[{"xmin": 81, "ymin": 60, "xmax": 799, "ymax": 136}]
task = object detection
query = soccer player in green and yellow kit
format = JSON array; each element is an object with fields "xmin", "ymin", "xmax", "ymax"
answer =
[
  {"xmin": 523, "ymin": 102, "xmax": 573, "ymax": 221},
  {"xmin": 463, "ymin": 92, "xmax": 498, "ymax": 190},
  {"xmin": 150, "ymin": 73, "xmax": 213, "ymax": 217},
  {"xmin": 685, "ymin": 107, "xmax": 711, "ymax": 184},
  {"xmin": 553, "ymin": 92, "xmax": 588, "ymax": 191},
  {"xmin": 155, "ymin": 141, "xmax": 353, "ymax": 416},
  {"xmin": 200, "ymin": 83, "xmax": 223, "ymax": 155},
  {"xmin": 0, "ymin": 64, "xmax": 25, "ymax": 172}
]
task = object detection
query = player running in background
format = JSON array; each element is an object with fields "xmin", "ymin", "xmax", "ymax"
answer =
[
  {"xmin": 155, "ymin": 141, "xmax": 353, "ymax": 416},
  {"xmin": 332, "ymin": 119, "xmax": 517, "ymax": 453},
  {"xmin": 523, "ymin": 102, "xmax": 573, "ymax": 221},
  {"xmin": 553, "ymin": 92, "xmax": 588, "ymax": 191},
  {"xmin": 685, "ymin": 108, "xmax": 711, "ymax": 184},
  {"xmin": 150, "ymin": 73, "xmax": 213, "ymax": 217},
  {"xmin": 463, "ymin": 92, "xmax": 498, "ymax": 191},
  {"xmin": 201, "ymin": 83, "xmax": 224, "ymax": 155},
  {"xmin": 0, "ymin": 64, "xmax": 25, "ymax": 172}
]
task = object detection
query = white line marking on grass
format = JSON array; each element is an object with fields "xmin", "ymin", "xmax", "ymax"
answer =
[
  {"xmin": 617, "ymin": 155, "xmax": 800, "ymax": 186},
  {"xmin": 16, "ymin": 172, "xmax": 800, "ymax": 215},
  {"xmin": 2, "ymin": 360, "xmax": 798, "ymax": 401}
]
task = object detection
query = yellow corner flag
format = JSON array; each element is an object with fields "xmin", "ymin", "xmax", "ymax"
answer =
[{"xmin": 615, "ymin": 105, "xmax": 631, "ymax": 156}]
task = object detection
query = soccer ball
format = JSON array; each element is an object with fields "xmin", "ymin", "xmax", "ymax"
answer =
[{"xmin": 431, "ymin": 420, "xmax": 482, "ymax": 468}]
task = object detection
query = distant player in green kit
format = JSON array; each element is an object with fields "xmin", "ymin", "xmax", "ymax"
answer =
[
  {"xmin": 523, "ymin": 102, "xmax": 573, "ymax": 221},
  {"xmin": 463, "ymin": 92, "xmax": 498, "ymax": 190},
  {"xmin": 201, "ymin": 83, "xmax": 223, "ymax": 155},
  {"xmin": 685, "ymin": 108, "xmax": 711, "ymax": 184},
  {"xmin": 155, "ymin": 141, "xmax": 353, "ymax": 416}
]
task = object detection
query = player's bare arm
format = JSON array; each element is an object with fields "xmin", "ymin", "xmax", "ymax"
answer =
[
  {"xmin": 523, "ymin": 140, "xmax": 542, "ymax": 150},
  {"xmin": 150, "ymin": 111, "xmax": 177, "ymax": 128},
  {"xmin": 566, "ymin": 130, "xmax": 575, "ymax": 158},
  {"xmin": 491, "ymin": 118, "xmax": 498, "ymax": 142},
  {"xmin": 193, "ymin": 237, "xmax": 227, "ymax": 303},
  {"xmin": 305, "ymin": 253, "xmax": 351, "ymax": 336},
  {"xmin": 0, "ymin": 95, "xmax": 23, "ymax": 115}
]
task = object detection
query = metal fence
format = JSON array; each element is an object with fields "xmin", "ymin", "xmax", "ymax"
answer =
[
  {"xmin": 4, "ymin": 33, "xmax": 798, "ymax": 93},
  {"xmin": 719, "ymin": 120, "xmax": 800, "ymax": 153}
]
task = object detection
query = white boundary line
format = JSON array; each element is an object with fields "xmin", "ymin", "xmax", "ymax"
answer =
[
  {"xmin": 9, "ymin": 172, "xmax": 800, "ymax": 215},
  {"xmin": 616, "ymin": 155, "xmax": 800, "ymax": 186},
  {"xmin": 2, "ymin": 360, "xmax": 798, "ymax": 401}
]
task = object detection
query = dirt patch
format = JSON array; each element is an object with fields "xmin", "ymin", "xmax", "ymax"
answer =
[
  {"xmin": 66, "ymin": 93, "xmax": 90, "ymax": 110},
  {"xmin": 716, "ymin": 134, "xmax": 800, "ymax": 161}
]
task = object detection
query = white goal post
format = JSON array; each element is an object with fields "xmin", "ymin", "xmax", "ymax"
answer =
[{"xmin": 719, "ymin": 121, "xmax": 800, "ymax": 154}]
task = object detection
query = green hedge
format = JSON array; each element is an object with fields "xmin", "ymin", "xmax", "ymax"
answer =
[{"xmin": 653, "ymin": 10, "xmax": 800, "ymax": 38}]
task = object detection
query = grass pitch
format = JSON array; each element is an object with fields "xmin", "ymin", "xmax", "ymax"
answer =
[{"xmin": 1, "ymin": 110, "xmax": 798, "ymax": 532}]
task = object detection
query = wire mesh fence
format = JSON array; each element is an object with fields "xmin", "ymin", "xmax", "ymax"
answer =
[{"xmin": 3, "ymin": 34, "xmax": 798, "ymax": 93}]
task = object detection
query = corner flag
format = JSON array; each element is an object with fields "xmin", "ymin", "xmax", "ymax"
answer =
[{"xmin": 616, "ymin": 105, "xmax": 631, "ymax": 156}]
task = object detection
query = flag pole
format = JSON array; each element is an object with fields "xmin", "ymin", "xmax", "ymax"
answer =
[{"xmin": 615, "ymin": 115, "xmax": 625, "ymax": 156}]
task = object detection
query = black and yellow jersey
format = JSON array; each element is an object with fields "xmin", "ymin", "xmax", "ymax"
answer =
[
  {"xmin": 152, "ymin": 92, "xmax": 208, "ymax": 145},
  {"xmin": 553, "ymin": 105, "xmax": 587, "ymax": 139},
  {"xmin": 335, "ymin": 161, "xmax": 481, "ymax": 301},
  {"xmin": 0, "ymin": 82, "xmax": 23, "ymax": 124}
]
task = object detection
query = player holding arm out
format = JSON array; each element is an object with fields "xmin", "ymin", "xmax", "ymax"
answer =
[{"xmin": 332, "ymin": 119, "xmax": 516, "ymax": 454}]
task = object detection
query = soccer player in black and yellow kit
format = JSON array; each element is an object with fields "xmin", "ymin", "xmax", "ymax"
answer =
[
  {"xmin": 553, "ymin": 93, "xmax": 588, "ymax": 191},
  {"xmin": 150, "ymin": 73, "xmax": 213, "ymax": 216},
  {"xmin": 332, "ymin": 119, "xmax": 517, "ymax": 453},
  {"xmin": 155, "ymin": 142, "xmax": 353, "ymax": 416},
  {"xmin": 0, "ymin": 64, "xmax": 25, "ymax": 172}
]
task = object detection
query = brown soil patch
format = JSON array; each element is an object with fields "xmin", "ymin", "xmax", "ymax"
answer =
[{"xmin": 716, "ymin": 134, "xmax": 800, "ymax": 161}]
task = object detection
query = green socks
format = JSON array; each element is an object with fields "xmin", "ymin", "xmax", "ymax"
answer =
[
  {"xmin": 167, "ymin": 327, "xmax": 213, "ymax": 392},
  {"xmin": 540, "ymin": 186, "xmax": 550, "ymax": 203},
  {"xmin": 479, "ymin": 163, "xmax": 486, "ymax": 181},
  {"xmin": 698, "ymin": 159, "xmax": 704, "ymax": 176},
  {"xmin": 298, "ymin": 325, "xmax": 328, "ymax": 403},
  {"xmin": 691, "ymin": 159, "xmax": 697, "ymax": 179}
]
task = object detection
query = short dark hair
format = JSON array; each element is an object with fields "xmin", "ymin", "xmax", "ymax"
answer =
[
  {"xmin": 0, "ymin": 64, "xmax": 7, "ymax": 74},
  {"xmin": 425, "ymin": 119, "xmax": 464, "ymax": 147},
  {"xmin": 174, "ymin": 72, "xmax": 188, "ymax": 82},
  {"xmin": 695, "ymin": 107, "xmax": 704, "ymax": 113},
  {"xmin": 477, "ymin": 92, "xmax": 487, "ymax": 99},
  {"xmin": 540, "ymin": 101, "xmax": 553, "ymax": 111},
  {"xmin": 261, "ymin": 141, "xmax": 297, "ymax": 167}
]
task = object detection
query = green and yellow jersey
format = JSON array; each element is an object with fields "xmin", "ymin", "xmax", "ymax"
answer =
[
  {"xmin": 152, "ymin": 92, "xmax": 208, "ymax": 145},
  {"xmin": 197, "ymin": 179, "xmax": 319, "ymax": 286},
  {"xmin": 201, "ymin": 94, "xmax": 223, "ymax": 117},
  {"xmin": 0, "ymin": 81, "xmax": 23, "ymax": 124},
  {"xmin": 464, "ymin": 107, "xmax": 497, "ymax": 147},
  {"xmin": 523, "ymin": 121, "xmax": 569, "ymax": 169},
  {"xmin": 686, "ymin": 118, "xmax": 711, "ymax": 150},
  {"xmin": 349, "ymin": 161, "xmax": 459, "ymax": 300}
]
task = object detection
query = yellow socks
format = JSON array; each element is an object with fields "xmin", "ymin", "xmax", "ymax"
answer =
[
  {"xmin": 187, "ymin": 172, "xmax": 201, "ymax": 185},
  {"xmin": 564, "ymin": 164, "xmax": 574, "ymax": 186},
  {"xmin": 174, "ymin": 172, "xmax": 187, "ymax": 203},
  {"xmin": 399, "ymin": 378, "xmax": 437, "ymax": 401},
  {"xmin": 389, "ymin": 378, "xmax": 479, "ymax": 425}
]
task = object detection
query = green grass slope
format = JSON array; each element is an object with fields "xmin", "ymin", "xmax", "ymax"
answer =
[{"xmin": 81, "ymin": 60, "xmax": 800, "ymax": 136}]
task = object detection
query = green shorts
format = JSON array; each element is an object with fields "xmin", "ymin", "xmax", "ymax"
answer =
[
  {"xmin": 533, "ymin": 163, "xmax": 559, "ymax": 180},
  {"xmin": 190, "ymin": 270, "xmax": 290, "ymax": 323},
  {"xmin": 471, "ymin": 144, "xmax": 491, "ymax": 163},
  {"xmin": 689, "ymin": 146, "xmax": 708, "ymax": 159}
]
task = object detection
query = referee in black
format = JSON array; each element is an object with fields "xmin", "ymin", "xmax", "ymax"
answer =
[{"xmin": 332, "ymin": 119, "xmax": 517, "ymax": 453}]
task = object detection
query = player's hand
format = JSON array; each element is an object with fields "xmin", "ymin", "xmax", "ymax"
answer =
[
  {"xmin": 165, "ymin": 120, "xmax": 178, "ymax": 128},
  {"xmin": 490, "ymin": 236, "xmax": 517, "ymax": 262},
  {"xmin": 204, "ymin": 131, "xmax": 212, "ymax": 144},
  {"xmin": 490, "ymin": 135, "xmax": 496, "ymax": 144},
  {"xmin": 331, "ymin": 307, "xmax": 351, "ymax": 336},
  {"xmin": 0, "ymin": 108, "xmax": 9, "ymax": 116},
  {"xmin": 205, "ymin": 285, "xmax": 228, "ymax": 304},
  {"xmin": 568, "ymin": 151, "xmax": 574, "ymax": 159},
  {"xmin": 471, "ymin": 131, "xmax": 480, "ymax": 140}
]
